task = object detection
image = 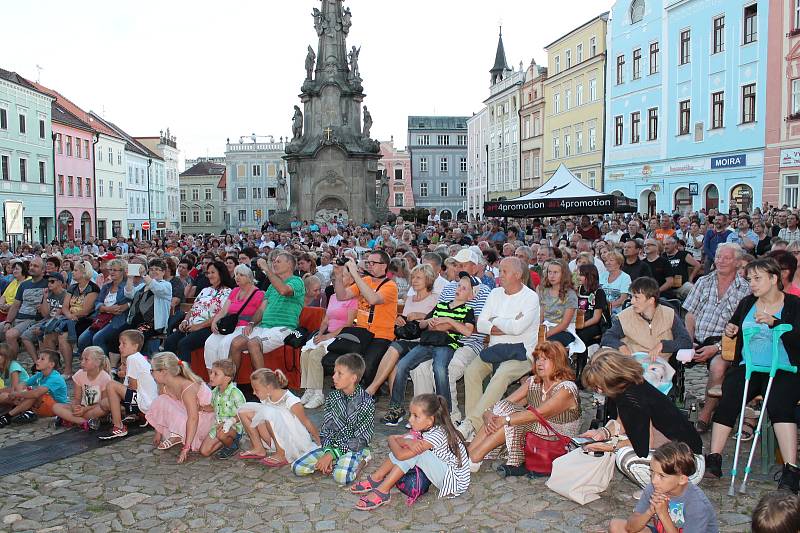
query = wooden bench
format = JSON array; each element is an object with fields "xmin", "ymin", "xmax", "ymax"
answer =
[{"xmin": 189, "ymin": 307, "xmax": 325, "ymax": 387}]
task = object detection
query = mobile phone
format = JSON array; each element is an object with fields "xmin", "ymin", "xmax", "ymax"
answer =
[
  {"xmin": 127, "ymin": 264, "xmax": 141, "ymax": 277},
  {"xmin": 570, "ymin": 437, "xmax": 599, "ymax": 446}
]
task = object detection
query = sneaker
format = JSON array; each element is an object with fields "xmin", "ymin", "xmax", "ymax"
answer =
[
  {"xmin": 11, "ymin": 411, "xmax": 37, "ymax": 424},
  {"xmin": 704, "ymin": 453, "xmax": 722, "ymax": 479},
  {"xmin": 457, "ymin": 419, "xmax": 475, "ymax": 441},
  {"xmin": 299, "ymin": 389, "xmax": 313, "ymax": 405},
  {"xmin": 86, "ymin": 419, "xmax": 100, "ymax": 431},
  {"xmin": 98, "ymin": 425, "xmax": 128, "ymax": 440},
  {"xmin": 777, "ymin": 463, "xmax": 800, "ymax": 494},
  {"xmin": 382, "ymin": 406, "xmax": 405, "ymax": 426},
  {"xmin": 304, "ymin": 391, "xmax": 325, "ymax": 409},
  {"xmin": 122, "ymin": 413, "xmax": 138, "ymax": 424},
  {"xmin": 450, "ymin": 409, "xmax": 463, "ymax": 424}
]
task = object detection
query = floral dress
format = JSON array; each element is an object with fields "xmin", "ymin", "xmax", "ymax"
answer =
[
  {"xmin": 187, "ymin": 286, "xmax": 232, "ymax": 325},
  {"xmin": 487, "ymin": 378, "xmax": 581, "ymax": 466}
]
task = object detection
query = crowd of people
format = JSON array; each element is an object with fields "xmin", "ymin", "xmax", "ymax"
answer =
[{"xmin": 0, "ymin": 205, "xmax": 799, "ymax": 530}]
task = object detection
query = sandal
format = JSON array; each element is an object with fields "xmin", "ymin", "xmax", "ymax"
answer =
[
  {"xmin": 734, "ymin": 421, "xmax": 756, "ymax": 442},
  {"xmin": 350, "ymin": 476, "xmax": 379, "ymax": 494},
  {"xmin": 355, "ymin": 489, "xmax": 390, "ymax": 511},
  {"xmin": 12, "ymin": 411, "xmax": 37, "ymax": 424},
  {"xmin": 259, "ymin": 456, "xmax": 288, "ymax": 468},
  {"xmin": 157, "ymin": 437, "xmax": 183, "ymax": 450},
  {"xmin": 238, "ymin": 450, "xmax": 266, "ymax": 459}
]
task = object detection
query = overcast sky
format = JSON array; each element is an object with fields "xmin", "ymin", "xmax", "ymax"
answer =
[{"xmin": 4, "ymin": 0, "xmax": 613, "ymax": 167}]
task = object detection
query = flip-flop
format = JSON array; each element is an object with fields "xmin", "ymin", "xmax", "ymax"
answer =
[
  {"xmin": 259, "ymin": 456, "xmax": 288, "ymax": 467},
  {"xmin": 238, "ymin": 450, "xmax": 266, "ymax": 459},
  {"xmin": 355, "ymin": 489, "xmax": 391, "ymax": 511},
  {"xmin": 157, "ymin": 437, "xmax": 183, "ymax": 450}
]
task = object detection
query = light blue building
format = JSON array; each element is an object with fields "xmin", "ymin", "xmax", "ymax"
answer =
[
  {"xmin": 0, "ymin": 68, "xmax": 55, "ymax": 244},
  {"xmin": 604, "ymin": 0, "xmax": 767, "ymax": 216}
]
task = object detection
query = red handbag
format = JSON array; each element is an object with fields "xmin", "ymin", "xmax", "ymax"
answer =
[{"xmin": 523, "ymin": 407, "xmax": 572, "ymax": 475}]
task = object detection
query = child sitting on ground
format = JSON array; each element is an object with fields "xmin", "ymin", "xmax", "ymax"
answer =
[
  {"xmin": 52, "ymin": 347, "xmax": 112, "ymax": 430},
  {"xmin": 98, "ymin": 329, "xmax": 158, "ymax": 440},
  {"xmin": 0, "ymin": 342, "xmax": 29, "ymax": 406},
  {"xmin": 292, "ymin": 353, "xmax": 375, "ymax": 485},
  {"xmin": 238, "ymin": 368, "xmax": 319, "ymax": 467},
  {"xmin": 199, "ymin": 359, "xmax": 246, "ymax": 459},
  {"xmin": 609, "ymin": 441, "xmax": 719, "ymax": 533},
  {"xmin": 145, "ymin": 352, "xmax": 215, "ymax": 464},
  {"xmin": 0, "ymin": 349, "xmax": 68, "ymax": 426},
  {"xmin": 751, "ymin": 491, "xmax": 799, "ymax": 533},
  {"xmin": 352, "ymin": 393, "xmax": 470, "ymax": 510}
]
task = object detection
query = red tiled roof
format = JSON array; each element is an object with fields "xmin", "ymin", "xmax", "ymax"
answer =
[
  {"xmin": 217, "ymin": 169, "xmax": 227, "ymax": 189},
  {"xmin": 29, "ymin": 81, "xmax": 123, "ymax": 140}
]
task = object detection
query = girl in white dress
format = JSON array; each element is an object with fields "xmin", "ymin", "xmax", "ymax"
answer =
[{"xmin": 237, "ymin": 368, "xmax": 320, "ymax": 467}]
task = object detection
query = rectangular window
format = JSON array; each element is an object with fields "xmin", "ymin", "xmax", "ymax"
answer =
[
  {"xmin": 86, "ymin": 178, "xmax": 91, "ymax": 197},
  {"xmin": 679, "ymin": 100, "xmax": 691, "ymax": 135},
  {"xmin": 181, "ymin": 211, "xmax": 187, "ymax": 224},
  {"xmin": 419, "ymin": 182, "xmax": 428, "ymax": 197},
  {"xmin": 108, "ymin": 147, "xmax": 112, "ymax": 164},
  {"xmin": 56, "ymin": 133, "xmax": 62, "ymax": 154},
  {"xmin": 68, "ymin": 176, "xmax": 73, "ymax": 195},
  {"xmin": 590, "ymin": 37, "xmax": 597, "ymax": 57},
  {"xmin": 631, "ymin": 112, "xmax": 641, "ymax": 143},
  {"xmin": 648, "ymin": 108, "xmax": 659, "ymax": 141},
  {"xmin": 616, "ymin": 55, "xmax": 625, "ymax": 84},
  {"xmin": 237, "ymin": 187, "xmax": 246, "ymax": 200},
  {"xmin": 252, "ymin": 187, "xmax": 262, "ymax": 199},
  {"xmin": 533, "ymin": 156, "xmax": 540, "ymax": 177},
  {"xmin": 77, "ymin": 175, "xmax": 82, "ymax": 196},
  {"xmin": 394, "ymin": 168, "xmax": 403, "ymax": 181},
  {"xmin": 109, "ymin": 180, "xmax": 114, "ymax": 198},
  {"xmin": 238, "ymin": 210, "xmax": 246, "ymax": 222},
  {"xmin": 553, "ymin": 136, "xmax": 560, "ymax": 159},
  {"xmin": 565, "ymin": 49, "xmax": 572, "ymax": 69},
  {"xmin": 39, "ymin": 118, "xmax": 45, "ymax": 139},
  {"xmin": 742, "ymin": 83, "xmax": 756, "ymax": 123},
  {"xmin": 437, "ymin": 135, "xmax": 450, "ymax": 145},
  {"xmin": 711, "ymin": 91, "xmax": 725, "ymax": 129},
  {"xmin": 180, "ymin": 189, "xmax": 186, "ymax": 201},
  {"xmin": 205, "ymin": 210, "xmax": 213, "ymax": 223},
  {"xmin": 793, "ymin": 79, "xmax": 800, "ymax": 115},
  {"xmin": 576, "ymin": 84, "xmax": 584, "ymax": 106},
  {"xmin": 0, "ymin": 108, "xmax": 6, "ymax": 130},
  {"xmin": 394, "ymin": 192, "xmax": 404, "ymax": 207},
  {"xmin": 460, "ymin": 157, "xmax": 467, "ymax": 172},
  {"xmin": 576, "ymin": 130, "xmax": 584, "ymax": 153},
  {"xmin": 237, "ymin": 164, "xmax": 246, "ymax": 178},
  {"xmin": 564, "ymin": 134, "xmax": 571, "ymax": 157},
  {"xmin": 565, "ymin": 89, "xmax": 571, "ymax": 110},
  {"xmin": 460, "ymin": 181, "xmax": 467, "ymax": 196},
  {"xmin": 554, "ymin": 55, "xmax": 560, "ymax": 74},
  {"xmin": 38, "ymin": 161, "xmax": 45, "ymax": 183},
  {"xmin": 743, "ymin": 4, "xmax": 757, "ymax": 44},
  {"xmin": 205, "ymin": 188, "xmax": 212, "ymax": 200},
  {"xmin": 614, "ymin": 116, "xmax": 624, "ymax": 146},
  {"xmin": 576, "ymin": 43, "xmax": 583, "ymax": 63},
  {"xmin": 632, "ymin": 48, "xmax": 641, "ymax": 79},
  {"xmin": 589, "ymin": 126, "xmax": 597, "ymax": 151},
  {"xmin": 680, "ymin": 29, "xmax": 691, "ymax": 65},
  {"xmin": 588, "ymin": 170, "xmax": 597, "ymax": 190},
  {"xmin": 440, "ymin": 182, "xmax": 448, "ymax": 197},
  {"xmin": 418, "ymin": 134, "xmax": 430, "ymax": 145},
  {"xmin": 713, "ymin": 15, "xmax": 725, "ymax": 54},
  {"xmin": 457, "ymin": 135, "xmax": 468, "ymax": 146},
  {"xmin": 796, "ymin": 0, "xmax": 800, "ymax": 31},
  {"xmin": 99, "ymin": 179, "xmax": 104, "ymax": 197},
  {"xmin": 267, "ymin": 187, "xmax": 276, "ymax": 198},
  {"xmin": 0, "ymin": 156, "xmax": 6, "ymax": 181},
  {"xmin": 251, "ymin": 164, "xmax": 261, "ymax": 177},
  {"xmin": 18, "ymin": 113, "xmax": 26, "ymax": 134},
  {"xmin": 58, "ymin": 174, "xmax": 64, "ymax": 194},
  {"xmin": 117, "ymin": 151, "xmax": 121, "ymax": 165},
  {"xmin": 419, "ymin": 157, "xmax": 428, "ymax": 172},
  {"xmin": 649, "ymin": 42, "xmax": 659, "ymax": 74},
  {"xmin": 84, "ymin": 140, "xmax": 89, "ymax": 159},
  {"xmin": 439, "ymin": 157, "xmax": 448, "ymax": 173},
  {"xmin": 589, "ymin": 79, "xmax": 597, "ymax": 101},
  {"xmin": 190, "ymin": 188, "xmax": 198, "ymax": 201},
  {"xmin": 76, "ymin": 138, "xmax": 82, "ymax": 158},
  {"xmin": 554, "ymin": 93, "xmax": 560, "ymax": 114},
  {"xmin": 192, "ymin": 211, "xmax": 200, "ymax": 223},
  {"xmin": 784, "ymin": 174, "xmax": 800, "ymax": 208},
  {"xmin": 66, "ymin": 136, "xmax": 72, "ymax": 156},
  {"xmin": 19, "ymin": 158, "xmax": 26, "ymax": 182}
]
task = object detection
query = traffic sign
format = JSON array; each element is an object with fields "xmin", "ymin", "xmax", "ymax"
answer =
[{"xmin": 142, "ymin": 221, "xmax": 151, "ymax": 231}]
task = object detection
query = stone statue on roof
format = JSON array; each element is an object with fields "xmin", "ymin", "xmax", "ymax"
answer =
[
  {"xmin": 348, "ymin": 45, "xmax": 361, "ymax": 80},
  {"xmin": 312, "ymin": 7, "xmax": 325, "ymax": 36},
  {"xmin": 276, "ymin": 171, "xmax": 288, "ymax": 211},
  {"xmin": 362, "ymin": 106, "xmax": 373, "ymax": 139},
  {"xmin": 305, "ymin": 46, "xmax": 316, "ymax": 80},
  {"xmin": 341, "ymin": 7, "xmax": 352, "ymax": 34},
  {"xmin": 291, "ymin": 106, "xmax": 303, "ymax": 140}
]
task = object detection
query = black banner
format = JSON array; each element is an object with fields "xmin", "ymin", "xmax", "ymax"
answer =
[{"xmin": 484, "ymin": 194, "xmax": 636, "ymax": 218}]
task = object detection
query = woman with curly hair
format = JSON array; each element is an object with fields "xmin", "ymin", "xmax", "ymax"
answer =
[{"xmin": 538, "ymin": 258, "xmax": 578, "ymax": 348}]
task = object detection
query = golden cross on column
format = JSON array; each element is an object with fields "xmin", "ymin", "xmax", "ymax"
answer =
[{"xmin": 323, "ymin": 127, "xmax": 333, "ymax": 141}]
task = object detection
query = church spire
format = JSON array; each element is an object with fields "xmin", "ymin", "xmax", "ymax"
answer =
[{"xmin": 490, "ymin": 26, "xmax": 510, "ymax": 85}]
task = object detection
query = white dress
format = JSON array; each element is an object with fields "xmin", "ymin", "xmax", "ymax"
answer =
[{"xmin": 238, "ymin": 391, "xmax": 316, "ymax": 462}]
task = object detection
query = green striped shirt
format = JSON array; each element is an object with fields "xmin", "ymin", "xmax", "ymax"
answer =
[
  {"xmin": 260, "ymin": 276, "xmax": 305, "ymax": 329},
  {"xmin": 421, "ymin": 301, "xmax": 476, "ymax": 349}
]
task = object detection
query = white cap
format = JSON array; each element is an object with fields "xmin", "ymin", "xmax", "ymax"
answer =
[{"xmin": 453, "ymin": 248, "xmax": 480, "ymax": 264}]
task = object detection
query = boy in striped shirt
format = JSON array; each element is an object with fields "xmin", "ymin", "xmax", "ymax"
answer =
[{"xmin": 383, "ymin": 272, "xmax": 477, "ymax": 426}]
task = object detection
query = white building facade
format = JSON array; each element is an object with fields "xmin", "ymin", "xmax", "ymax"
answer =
[
  {"xmin": 466, "ymin": 108, "xmax": 489, "ymax": 221},
  {"xmin": 91, "ymin": 127, "xmax": 127, "ymax": 240},
  {"xmin": 137, "ymin": 130, "xmax": 181, "ymax": 234}
]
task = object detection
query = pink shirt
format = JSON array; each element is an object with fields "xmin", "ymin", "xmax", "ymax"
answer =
[
  {"xmin": 72, "ymin": 369, "xmax": 113, "ymax": 406},
  {"xmin": 227, "ymin": 286, "xmax": 265, "ymax": 326},
  {"xmin": 787, "ymin": 283, "xmax": 800, "ymax": 297},
  {"xmin": 325, "ymin": 294, "xmax": 358, "ymax": 333}
]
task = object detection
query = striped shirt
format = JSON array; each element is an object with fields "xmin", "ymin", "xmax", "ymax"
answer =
[
  {"xmin": 422, "ymin": 426, "xmax": 470, "ymax": 498},
  {"xmin": 422, "ymin": 301, "xmax": 476, "ymax": 349},
  {"xmin": 683, "ymin": 272, "xmax": 750, "ymax": 342},
  {"xmin": 320, "ymin": 385, "xmax": 375, "ymax": 453},
  {"xmin": 261, "ymin": 275, "xmax": 305, "ymax": 329},
  {"xmin": 438, "ymin": 279, "xmax": 490, "ymax": 355}
]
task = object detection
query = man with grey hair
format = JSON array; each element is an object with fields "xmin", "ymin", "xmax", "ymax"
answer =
[
  {"xmin": 457, "ymin": 256, "xmax": 540, "ymax": 441},
  {"xmin": 682, "ymin": 242, "xmax": 749, "ymax": 434}
]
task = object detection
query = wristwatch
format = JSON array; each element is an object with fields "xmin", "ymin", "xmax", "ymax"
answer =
[
  {"xmin": 504, "ymin": 415, "xmax": 512, "ymax": 426},
  {"xmin": 714, "ymin": 342, "xmax": 722, "ymax": 354}
]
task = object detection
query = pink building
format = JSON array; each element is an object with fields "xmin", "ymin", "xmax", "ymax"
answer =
[
  {"xmin": 379, "ymin": 138, "xmax": 413, "ymax": 214},
  {"xmin": 764, "ymin": 1, "xmax": 800, "ymax": 209}
]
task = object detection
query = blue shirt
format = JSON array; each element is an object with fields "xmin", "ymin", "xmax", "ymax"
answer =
[
  {"xmin": 2, "ymin": 360, "xmax": 29, "ymax": 383},
  {"xmin": 703, "ymin": 229, "xmax": 731, "ymax": 261},
  {"xmin": 726, "ymin": 229, "xmax": 758, "ymax": 247},
  {"xmin": 26, "ymin": 370, "xmax": 68, "ymax": 403},
  {"xmin": 743, "ymin": 305, "xmax": 790, "ymax": 369}
]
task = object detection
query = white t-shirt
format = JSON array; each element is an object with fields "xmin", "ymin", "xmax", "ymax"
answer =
[
  {"xmin": 124, "ymin": 352, "xmax": 158, "ymax": 412},
  {"xmin": 477, "ymin": 285, "xmax": 541, "ymax": 355},
  {"xmin": 604, "ymin": 230, "xmax": 623, "ymax": 243}
]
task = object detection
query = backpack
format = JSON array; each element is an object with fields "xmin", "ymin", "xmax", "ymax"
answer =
[{"xmin": 394, "ymin": 430, "xmax": 432, "ymax": 505}]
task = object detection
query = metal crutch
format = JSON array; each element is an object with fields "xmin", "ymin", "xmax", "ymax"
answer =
[{"xmin": 728, "ymin": 324, "xmax": 797, "ymax": 496}]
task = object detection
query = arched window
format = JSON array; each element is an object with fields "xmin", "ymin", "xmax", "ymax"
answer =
[{"xmin": 630, "ymin": 0, "xmax": 645, "ymax": 24}]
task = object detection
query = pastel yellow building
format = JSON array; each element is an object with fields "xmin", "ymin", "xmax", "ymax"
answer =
[{"xmin": 542, "ymin": 12, "xmax": 609, "ymax": 191}]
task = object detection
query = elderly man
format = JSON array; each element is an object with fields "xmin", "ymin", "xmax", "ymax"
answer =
[
  {"xmin": 682, "ymin": 243, "xmax": 750, "ymax": 432},
  {"xmin": 604, "ymin": 219, "xmax": 624, "ymax": 243},
  {"xmin": 410, "ymin": 248, "xmax": 491, "ymax": 422},
  {"xmin": 229, "ymin": 251, "xmax": 305, "ymax": 371},
  {"xmin": 620, "ymin": 220, "xmax": 645, "ymax": 243},
  {"xmin": 674, "ymin": 217, "xmax": 691, "ymax": 241},
  {"xmin": 778, "ymin": 212, "xmax": 800, "ymax": 245},
  {"xmin": 568, "ymin": 239, "xmax": 608, "ymax": 276},
  {"xmin": 456, "ymin": 257, "xmax": 540, "ymax": 440}
]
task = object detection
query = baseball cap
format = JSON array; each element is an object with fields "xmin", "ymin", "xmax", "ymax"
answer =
[
  {"xmin": 46, "ymin": 272, "xmax": 66, "ymax": 283},
  {"xmin": 458, "ymin": 271, "xmax": 479, "ymax": 287},
  {"xmin": 453, "ymin": 248, "xmax": 480, "ymax": 264}
]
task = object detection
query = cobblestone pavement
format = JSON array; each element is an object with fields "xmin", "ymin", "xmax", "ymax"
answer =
[{"xmin": 0, "ymin": 365, "xmax": 780, "ymax": 532}]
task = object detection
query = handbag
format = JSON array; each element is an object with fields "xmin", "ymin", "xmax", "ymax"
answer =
[
  {"xmin": 217, "ymin": 288, "xmax": 259, "ymax": 335},
  {"xmin": 546, "ymin": 448, "xmax": 615, "ymax": 505},
  {"xmin": 523, "ymin": 407, "xmax": 572, "ymax": 475},
  {"xmin": 284, "ymin": 327, "xmax": 311, "ymax": 348},
  {"xmin": 90, "ymin": 312, "xmax": 114, "ymax": 332},
  {"xmin": 327, "ymin": 277, "xmax": 390, "ymax": 355},
  {"xmin": 394, "ymin": 319, "xmax": 421, "ymax": 340}
]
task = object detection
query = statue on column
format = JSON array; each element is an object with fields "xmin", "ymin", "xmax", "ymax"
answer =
[
  {"xmin": 276, "ymin": 172, "xmax": 288, "ymax": 211},
  {"xmin": 362, "ymin": 106, "xmax": 373, "ymax": 139},
  {"xmin": 348, "ymin": 46, "xmax": 361, "ymax": 79},
  {"xmin": 291, "ymin": 106, "xmax": 303, "ymax": 140},
  {"xmin": 379, "ymin": 171, "xmax": 389, "ymax": 207},
  {"xmin": 304, "ymin": 46, "xmax": 316, "ymax": 80},
  {"xmin": 341, "ymin": 7, "xmax": 352, "ymax": 34},
  {"xmin": 312, "ymin": 8, "xmax": 325, "ymax": 36}
]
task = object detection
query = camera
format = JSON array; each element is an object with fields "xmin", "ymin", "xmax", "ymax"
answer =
[{"xmin": 335, "ymin": 257, "xmax": 349, "ymax": 266}]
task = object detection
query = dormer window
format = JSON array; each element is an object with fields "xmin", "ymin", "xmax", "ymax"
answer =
[{"xmin": 630, "ymin": 0, "xmax": 645, "ymax": 24}]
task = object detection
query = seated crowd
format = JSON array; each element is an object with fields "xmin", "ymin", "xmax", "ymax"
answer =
[{"xmin": 0, "ymin": 206, "xmax": 799, "ymax": 528}]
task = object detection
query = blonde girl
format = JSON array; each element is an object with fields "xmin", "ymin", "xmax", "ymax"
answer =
[
  {"xmin": 145, "ymin": 352, "xmax": 215, "ymax": 463},
  {"xmin": 237, "ymin": 368, "xmax": 319, "ymax": 467},
  {"xmin": 52, "ymin": 347, "xmax": 112, "ymax": 429}
]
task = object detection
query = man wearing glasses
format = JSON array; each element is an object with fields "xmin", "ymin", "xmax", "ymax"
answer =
[
  {"xmin": 333, "ymin": 250, "xmax": 398, "ymax": 385},
  {"xmin": 20, "ymin": 273, "xmax": 68, "ymax": 373}
]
